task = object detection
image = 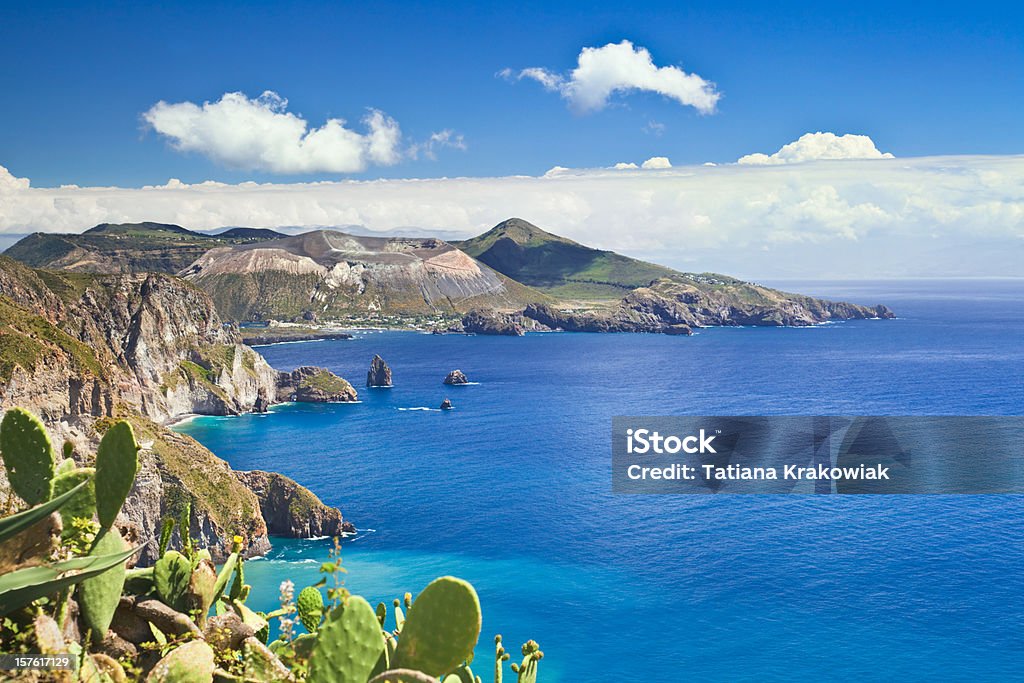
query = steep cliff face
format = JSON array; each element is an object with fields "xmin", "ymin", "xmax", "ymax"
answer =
[
  {"xmin": 234, "ymin": 471, "xmax": 355, "ymax": 538},
  {"xmin": 0, "ymin": 257, "xmax": 348, "ymax": 562}
]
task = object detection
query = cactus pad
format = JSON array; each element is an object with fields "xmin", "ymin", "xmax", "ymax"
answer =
[
  {"xmin": 94, "ymin": 420, "xmax": 138, "ymax": 529},
  {"xmin": 0, "ymin": 407, "xmax": 56, "ymax": 505},
  {"xmin": 154, "ymin": 550, "xmax": 192, "ymax": 612},
  {"xmin": 77, "ymin": 528, "xmax": 128, "ymax": 643},
  {"xmin": 308, "ymin": 595, "xmax": 385, "ymax": 683},
  {"xmin": 394, "ymin": 576, "xmax": 482, "ymax": 677},
  {"xmin": 51, "ymin": 467, "xmax": 95, "ymax": 539},
  {"xmin": 146, "ymin": 640, "xmax": 216, "ymax": 682}
]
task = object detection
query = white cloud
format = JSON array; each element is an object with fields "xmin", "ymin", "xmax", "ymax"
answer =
[
  {"xmin": 738, "ymin": 132, "xmax": 895, "ymax": 165},
  {"xmin": 506, "ymin": 41, "xmax": 720, "ymax": 114},
  {"xmin": 0, "ymin": 165, "xmax": 30, "ymax": 192},
  {"xmin": 641, "ymin": 156, "xmax": 672, "ymax": 169},
  {"xmin": 1, "ymin": 155, "xmax": 1022, "ymax": 278},
  {"xmin": 143, "ymin": 90, "xmax": 406, "ymax": 174},
  {"xmin": 613, "ymin": 162, "xmax": 639, "ymax": 170}
]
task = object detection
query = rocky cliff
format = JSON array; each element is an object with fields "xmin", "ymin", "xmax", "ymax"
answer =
[
  {"xmin": 0, "ymin": 257, "xmax": 349, "ymax": 562},
  {"xmin": 234, "ymin": 471, "xmax": 355, "ymax": 538}
]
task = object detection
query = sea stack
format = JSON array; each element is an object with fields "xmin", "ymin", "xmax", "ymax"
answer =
[
  {"xmin": 444, "ymin": 369, "xmax": 470, "ymax": 385},
  {"xmin": 440, "ymin": 398, "xmax": 453, "ymax": 410},
  {"xmin": 367, "ymin": 355, "xmax": 393, "ymax": 387}
]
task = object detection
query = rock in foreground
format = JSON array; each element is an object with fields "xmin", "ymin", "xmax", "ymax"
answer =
[
  {"xmin": 366, "ymin": 354, "xmax": 393, "ymax": 387},
  {"xmin": 277, "ymin": 366, "xmax": 357, "ymax": 403},
  {"xmin": 444, "ymin": 369, "xmax": 470, "ymax": 385}
]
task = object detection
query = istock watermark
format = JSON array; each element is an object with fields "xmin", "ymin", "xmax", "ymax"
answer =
[{"xmin": 612, "ymin": 416, "xmax": 1024, "ymax": 494}]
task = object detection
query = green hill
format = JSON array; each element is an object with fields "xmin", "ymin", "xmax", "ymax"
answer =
[
  {"xmin": 454, "ymin": 218, "xmax": 678, "ymax": 300},
  {"xmin": 5, "ymin": 222, "xmax": 284, "ymax": 274}
]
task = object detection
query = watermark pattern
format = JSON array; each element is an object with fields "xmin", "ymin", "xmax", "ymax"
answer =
[{"xmin": 612, "ymin": 416, "xmax": 1024, "ymax": 494}]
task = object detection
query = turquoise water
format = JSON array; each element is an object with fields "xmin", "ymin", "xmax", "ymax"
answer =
[{"xmin": 176, "ymin": 280, "xmax": 1024, "ymax": 681}]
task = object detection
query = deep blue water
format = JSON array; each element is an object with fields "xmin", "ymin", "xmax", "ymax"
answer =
[{"xmin": 176, "ymin": 280, "xmax": 1024, "ymax": 682}]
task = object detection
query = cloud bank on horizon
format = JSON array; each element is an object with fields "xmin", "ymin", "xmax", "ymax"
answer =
[
  {"xmin": 143, "ymin": 91, "xmax": 463, "ymax": 174},
  {"xmin": 501, "ymin": 40, "xmax": 720, "ymax": 114},
  {"xmin": 2, "ymin": 131, "xmax": 1021, "ymax": 279}
]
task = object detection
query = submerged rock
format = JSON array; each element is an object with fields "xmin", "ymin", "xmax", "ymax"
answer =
[
  {"xmin": 444, "ymin": 369, "xmax": 469, "ymax": 385},
  {"xmin": 366, "ymin": 354, "xmax": 393, "ymax": 387},
  {"xmin": 440, "ymin": 398, "xmax": 453, "ymax": 410},
  {"xmin": 277, "ymin": 366, "xmax": 357, "ymax": 403}
]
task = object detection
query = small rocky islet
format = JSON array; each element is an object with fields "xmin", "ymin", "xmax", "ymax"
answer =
[
  {"xmin": 444, "ymin": 369, "xmax": 470, "ymax": 385},
  {"xmin": 366, "ymin": 354, "xmax": 393, "ymax": 387}
]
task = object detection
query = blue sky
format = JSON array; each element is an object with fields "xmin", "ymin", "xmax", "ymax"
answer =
[
  {"xmin": 1, "ymin": 1, "xmax": 1021, "ymax": 278},
  {"xmin": 1, "ymin": 0, "xmax": 1022, "ymax": 187}
]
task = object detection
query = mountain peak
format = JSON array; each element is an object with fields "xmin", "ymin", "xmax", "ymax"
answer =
[{"xmin": 484, "ymin": 218, "xmax": 574, "ymax": 245}]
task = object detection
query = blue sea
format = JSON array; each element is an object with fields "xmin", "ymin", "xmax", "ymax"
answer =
[{"xmin": 176, "ymin": 280, "xmax": 1024, "ymax": 682}]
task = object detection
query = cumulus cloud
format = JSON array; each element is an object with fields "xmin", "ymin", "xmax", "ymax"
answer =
[
  {"xmin": 1, "ymin": 155, "xmax": 1022, "ymax": 278},
  {"xmin": 610, "ymin": 157, "xmax": 672, "ymax": 169},
  {"xmin": 641, "ymin": 156, "xmax": 672, "ymax": 169},
  {"xmin": 143, "ymin": 90, "xmax": 410, "ymax": 174},
  {"xmin": 504, "ymin": 41, "xmax": 720, "ymax": 114},
  {"xmin": 0, "ymin": 165, "xmax": 30, "ymax": 192},
  {"xmin": 738, "ymin": 132, "xmax": 895, "ymax": 165}
]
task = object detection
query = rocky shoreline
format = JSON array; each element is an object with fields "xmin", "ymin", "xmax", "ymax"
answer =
[
  {"xmin": 442, "ymin": 276, "xmax": 894, "ymax": 336},
  {"xmin": 0, "ymin": 257, "xmax": 356, "ymax": 564}
]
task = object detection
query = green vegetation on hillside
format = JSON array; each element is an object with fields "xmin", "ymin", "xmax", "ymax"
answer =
[
  {"xmin": 0, "ymin": 296, "xmax": 103, "ymax": 382},
  {"xmin": 455, "ymin": 217, "xmax": 678, "ymax": 300},
  {"xmin": 5, "ymin": 222, "xmax": 284, "ymax": 274}
]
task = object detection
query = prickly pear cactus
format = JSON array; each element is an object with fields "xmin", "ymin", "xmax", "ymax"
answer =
[
  {"xmin": 0, "ymin": 407, "xmax": 56, "ymax": 505},
  {"xmin": 154, "ymin": 550, "xmax": 192, "ymax": 612},
  {"xmin": 394, "ymin": 576, "xmax": 482, "ymax": 677},
  {"xmin": 510, "ymin": 641, "xmax": 543, "ymax": 683},
  {"xmin": 188, "ymin": 557, "xmax": 218, "ymax": 626},
  {"xmin": 77, "ymin": 528, "xmax": 128, "ymax": 643},
  {"xmin": 146, "ymin": 639, "xmax": 216, "ymax": 682},
  {"xmin": 94, "ymin": 421, "xmax": 138, "ymax": 529},
  {"xmin": 307, "ymin": 595, "xmax": 385, "ymax": 683},
  {"xmin": 297, "ymin": 585, "xmax": 325, "ymax": 633},
  {"xmin": 494, "ymin": 635, "xmax": 510, "ymax": 683},
  {"xmin": 80, "ymin": 652, "xmax": 127, "ymax": 683},
  {"xmin": 50, "ymin": 466, "xmax": 95, "ymax": 539}
]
